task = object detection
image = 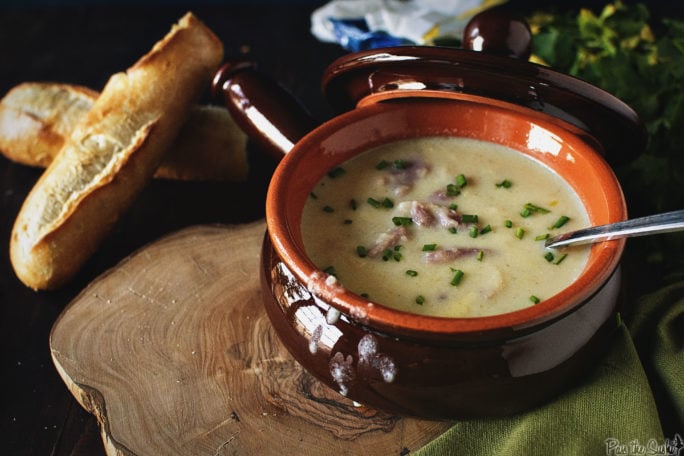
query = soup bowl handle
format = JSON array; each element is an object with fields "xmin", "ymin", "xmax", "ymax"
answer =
[{"xmin": 212, "ymin": 60, "xmax": 318, "ymax": 161}]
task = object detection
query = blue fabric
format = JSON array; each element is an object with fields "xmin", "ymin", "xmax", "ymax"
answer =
[{"xmin": 328, "ymin": 17, "xmax": 412, "ymax": 52}]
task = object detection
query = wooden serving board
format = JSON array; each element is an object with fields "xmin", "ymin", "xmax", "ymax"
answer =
[{"xmin": 49, "ymin": 221, "xmax": 452, "ymax": 456}]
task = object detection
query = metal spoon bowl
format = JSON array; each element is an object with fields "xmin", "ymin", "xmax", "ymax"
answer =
[{"xmin": 544, "ymin": 209, "xmax": 684, "ymax": 249}]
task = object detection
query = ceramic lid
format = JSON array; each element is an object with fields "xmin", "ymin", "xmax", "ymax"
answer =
[{"xmin": 321, "ymin": 46, "xmax": 646, "ymax": 165}]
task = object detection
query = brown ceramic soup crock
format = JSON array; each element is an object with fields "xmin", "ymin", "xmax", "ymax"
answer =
[{"xmin": 212, "ymin": 23, "xmax": 645, "ymax": 418}]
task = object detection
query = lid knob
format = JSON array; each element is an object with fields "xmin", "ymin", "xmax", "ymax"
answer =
[{"xmin": 462, "ymin": 7, "xmax": 532, "ymax": 60}]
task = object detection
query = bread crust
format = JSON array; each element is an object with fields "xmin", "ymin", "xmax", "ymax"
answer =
[
  {"xmin": 158, "ymin": 104, "xmax": 248, "ymax": 181},
  {"xmin": 10, "ymin": 12, "xmax": 224, "ymax": 290},
  {"xmin": 0, "ymin": 83, "xmax": 98, "ymax": 167},
  {"xmin": 0, "ymin": 83, "xmax": 248, "ymax": 181}
]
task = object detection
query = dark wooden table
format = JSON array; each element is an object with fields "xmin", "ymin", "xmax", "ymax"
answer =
[{"xmin": 2, "ymin": 2, "xmax": 682, "ymax": 455}]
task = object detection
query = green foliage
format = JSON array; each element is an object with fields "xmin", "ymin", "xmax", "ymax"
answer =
[{"xmin": 529, "ymin": 2, "xmax": 684, "ymax": 288}]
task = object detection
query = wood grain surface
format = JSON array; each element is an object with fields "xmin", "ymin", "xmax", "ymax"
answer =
[{"xmin": 49, "ymin": 222, "xmax": 452, "ymax": 455}]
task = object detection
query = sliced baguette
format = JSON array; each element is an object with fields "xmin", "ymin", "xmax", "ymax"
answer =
[
  {"xmin": 11, "ymin": 12, "xmax": 224, "ymax": 290},
  {"xmin": 0, "ymin": 82, "xmax": 248, "ymax": 181},
  {"xmin": 154, "ymin": 103, "xmax": 248, "ymax": 181},
  {"xmin": 0, "ymin": 83, "xmax": 98, "ymax": 168}
]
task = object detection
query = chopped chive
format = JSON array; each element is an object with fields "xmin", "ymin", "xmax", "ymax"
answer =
[
  {"xmin": 415, "ymin": 295, "xmax": 425, "ymax": 305},
  {"xmin": 382, "ymin": 197, "xmax": 394, "ymax": 208},
  {"xmin": 322, "ymin": 205, "xmax": 334, "ymax": 213},
  {"xmin": 544, "ymin": 252, "xmax": 555, "ymax": 262},
  {"xmin": 477, "ymin": 250, "xmax": 484, "ymax": 261},
  {"xmin": 469, "ymin": 226, "xmax": 479, "ymax": 238},
  {"xmin": 524, "ymin": 203, "xmax": 551, "ymax": 214},
  {"xmin": 535, "ymin": 233, "xmax": 550, "ymax": 241},
  {"xmin": 323, "ymin": 266, "xmax": 336, "ymax": 276},
  {"xmin": 375, "ymin": 160, "xmax": 389, "ymax": 170},
  {"xmin": 406, "ymin": 270, "xmax": 418, "ymax": 277},
  {"xmin": 505, "ymin": 219, "xmax": 513, "ymax": 228},
  {"xmin": 422, "ymin": 243, "xmax": 437, "ymax": 251},
  {"xmin": 496, "ymin": 179, "xmax": 512, "ymax": 188},
  {"xmin": 343, "ymin": 219, "xmax": 352, "ymax": 224},
  {"xmin": 515, "ymin": 227, "xmax": 525, "ymax": 239},
  {"xmin": 480, "ymin": 224, "xmax": 492, "ymax": 235},
  {"xmin": 367, "ymin": 197, "xmax": 381, "ymax": 208},
  {"xmin": 455, "ymin": 174, "xmax": 467, "ymax": 188},
  {"xmin": 448, "ymin": 226, "xmax": 458, "ymax": 234},
  {"xmin": 327, "ymin": 167, "xmax": 346, "ymax": 178},
  {"xmin": 381, "ymin": 249, "xmax": 393, "ymax": 261},
  {"xmin": 450, "ymin": 268, "xmax": 464, "ymax": 286},
  {"xmin": 529, "ymin": 295, "xmax": 541, "ymax": 304},
  {"xmin": 356, "ymin": 245, "xmax": 368, "ymax": 258},
  {"xmin": 392, "ymin": 216, "xmax": 413, "ymax": 227},
  {"xmin": 310, "ymin": 192, "xmax": 318, "ymax": 199},
  {"xmin": 550, "ymin": 215, "xmax": 570, "ymax": 229},
  {"xmin": 520, "ymin": 207, "xmax": 532, "ymax": 218},
  {"xmin": 553, "ymin": 253, "xmax": 568, "ymax": 265},
  {"xmin": 449, "ymin": 203, "xmax": 458, "ymax": 211},
  {"xmin": 393, "ymin": 159, "xmax": 406, "ymax": 170},
  {"xmin": 350, "ymin": 199, "xmax": 357, "ymax": 210},
  {"xmin": 393, "ymin": 252, "xmax": 402, "ymax": 262},
  {"xmin": 461, "ymin": 214, "xmax": 479, "ymax": 224},
  {"xmin": 446, "ymin": 183, "xmax": 461, "ymax": 196},
  {"xmin": 394, "ymin": 245, "xmax": 402, "ymax": 251}
]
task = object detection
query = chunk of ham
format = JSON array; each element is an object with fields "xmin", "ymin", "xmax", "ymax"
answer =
[
  {"xmin": 377, "ymin": 159, "xmax": 430, "ymax": 196},
  {"xmin": 367, "ymin": 226, "xmax": 410, "ymax": 258},
  {"xmin": 423, "ymin": 247, "xmax": 483, "ymax": 264},
  {"xmin": 395, "ymin": 201, "xmax": 464, "ymax": 229}
]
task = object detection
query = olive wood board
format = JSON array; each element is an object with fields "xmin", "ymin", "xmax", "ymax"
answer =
[{"xmin": 49, "ymin": 221, "xmax": 452, "ymax": 456}]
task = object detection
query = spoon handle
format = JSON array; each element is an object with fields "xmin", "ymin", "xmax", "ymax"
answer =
[{"xmin": 545, "ymin": 209, "xmax": 684, "ymax": 249}]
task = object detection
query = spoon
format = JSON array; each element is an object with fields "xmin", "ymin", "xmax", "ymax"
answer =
[{"xmin": 545, "ymin": 209, "xmax": 684, "ymax": 249}]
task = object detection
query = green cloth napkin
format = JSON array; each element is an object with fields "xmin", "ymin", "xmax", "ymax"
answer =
[{"xmin": 416, "ymin": 281, "xmax": 684, "ymax": 456}]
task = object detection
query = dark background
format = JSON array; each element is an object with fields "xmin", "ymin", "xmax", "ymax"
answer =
[
  {"xmin": 0, "ymin": 3, "xmax": 345, "ymax": 454},
  {"xmin": 1, "ymin": 1, "xmax": 681, "ymax": 455}
]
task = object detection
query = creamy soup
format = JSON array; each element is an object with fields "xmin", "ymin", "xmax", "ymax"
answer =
[{"xmin": 300, "ymin": 136, "xmax": 590, "ymax": 318}]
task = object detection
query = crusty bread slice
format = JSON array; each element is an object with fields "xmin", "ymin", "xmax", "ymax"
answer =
[
  {"xmin": 153, "ymin": 103, "xmax": 248, "ymax": 181},
  {"xmin": 0, "ymin": 83, "xmax": 98, "ymax": 168},
  {"xmin": 0, "ymin": 82, "xmax": 248, "ymax": 181},
  {"xmin": 11, "ymin": 12, "xmax": 224, "ymax": 290}
]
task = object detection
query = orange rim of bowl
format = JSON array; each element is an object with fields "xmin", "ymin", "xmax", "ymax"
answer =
[{"xmin": 265, "ymin": 97, "xmax": 626, "ymax": 338}]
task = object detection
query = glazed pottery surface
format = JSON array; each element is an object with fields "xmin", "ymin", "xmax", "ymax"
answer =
[
  {"xmin": 260, "ymin": 98, "xmax": 626, "ymax": 418},
  {"xmin": 262, "ymin": 234, "xmax": 621, "ymax": 418},
  {"xmin": 213, "ymin": 41, "xmax": 644, "ymax": 418}
]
